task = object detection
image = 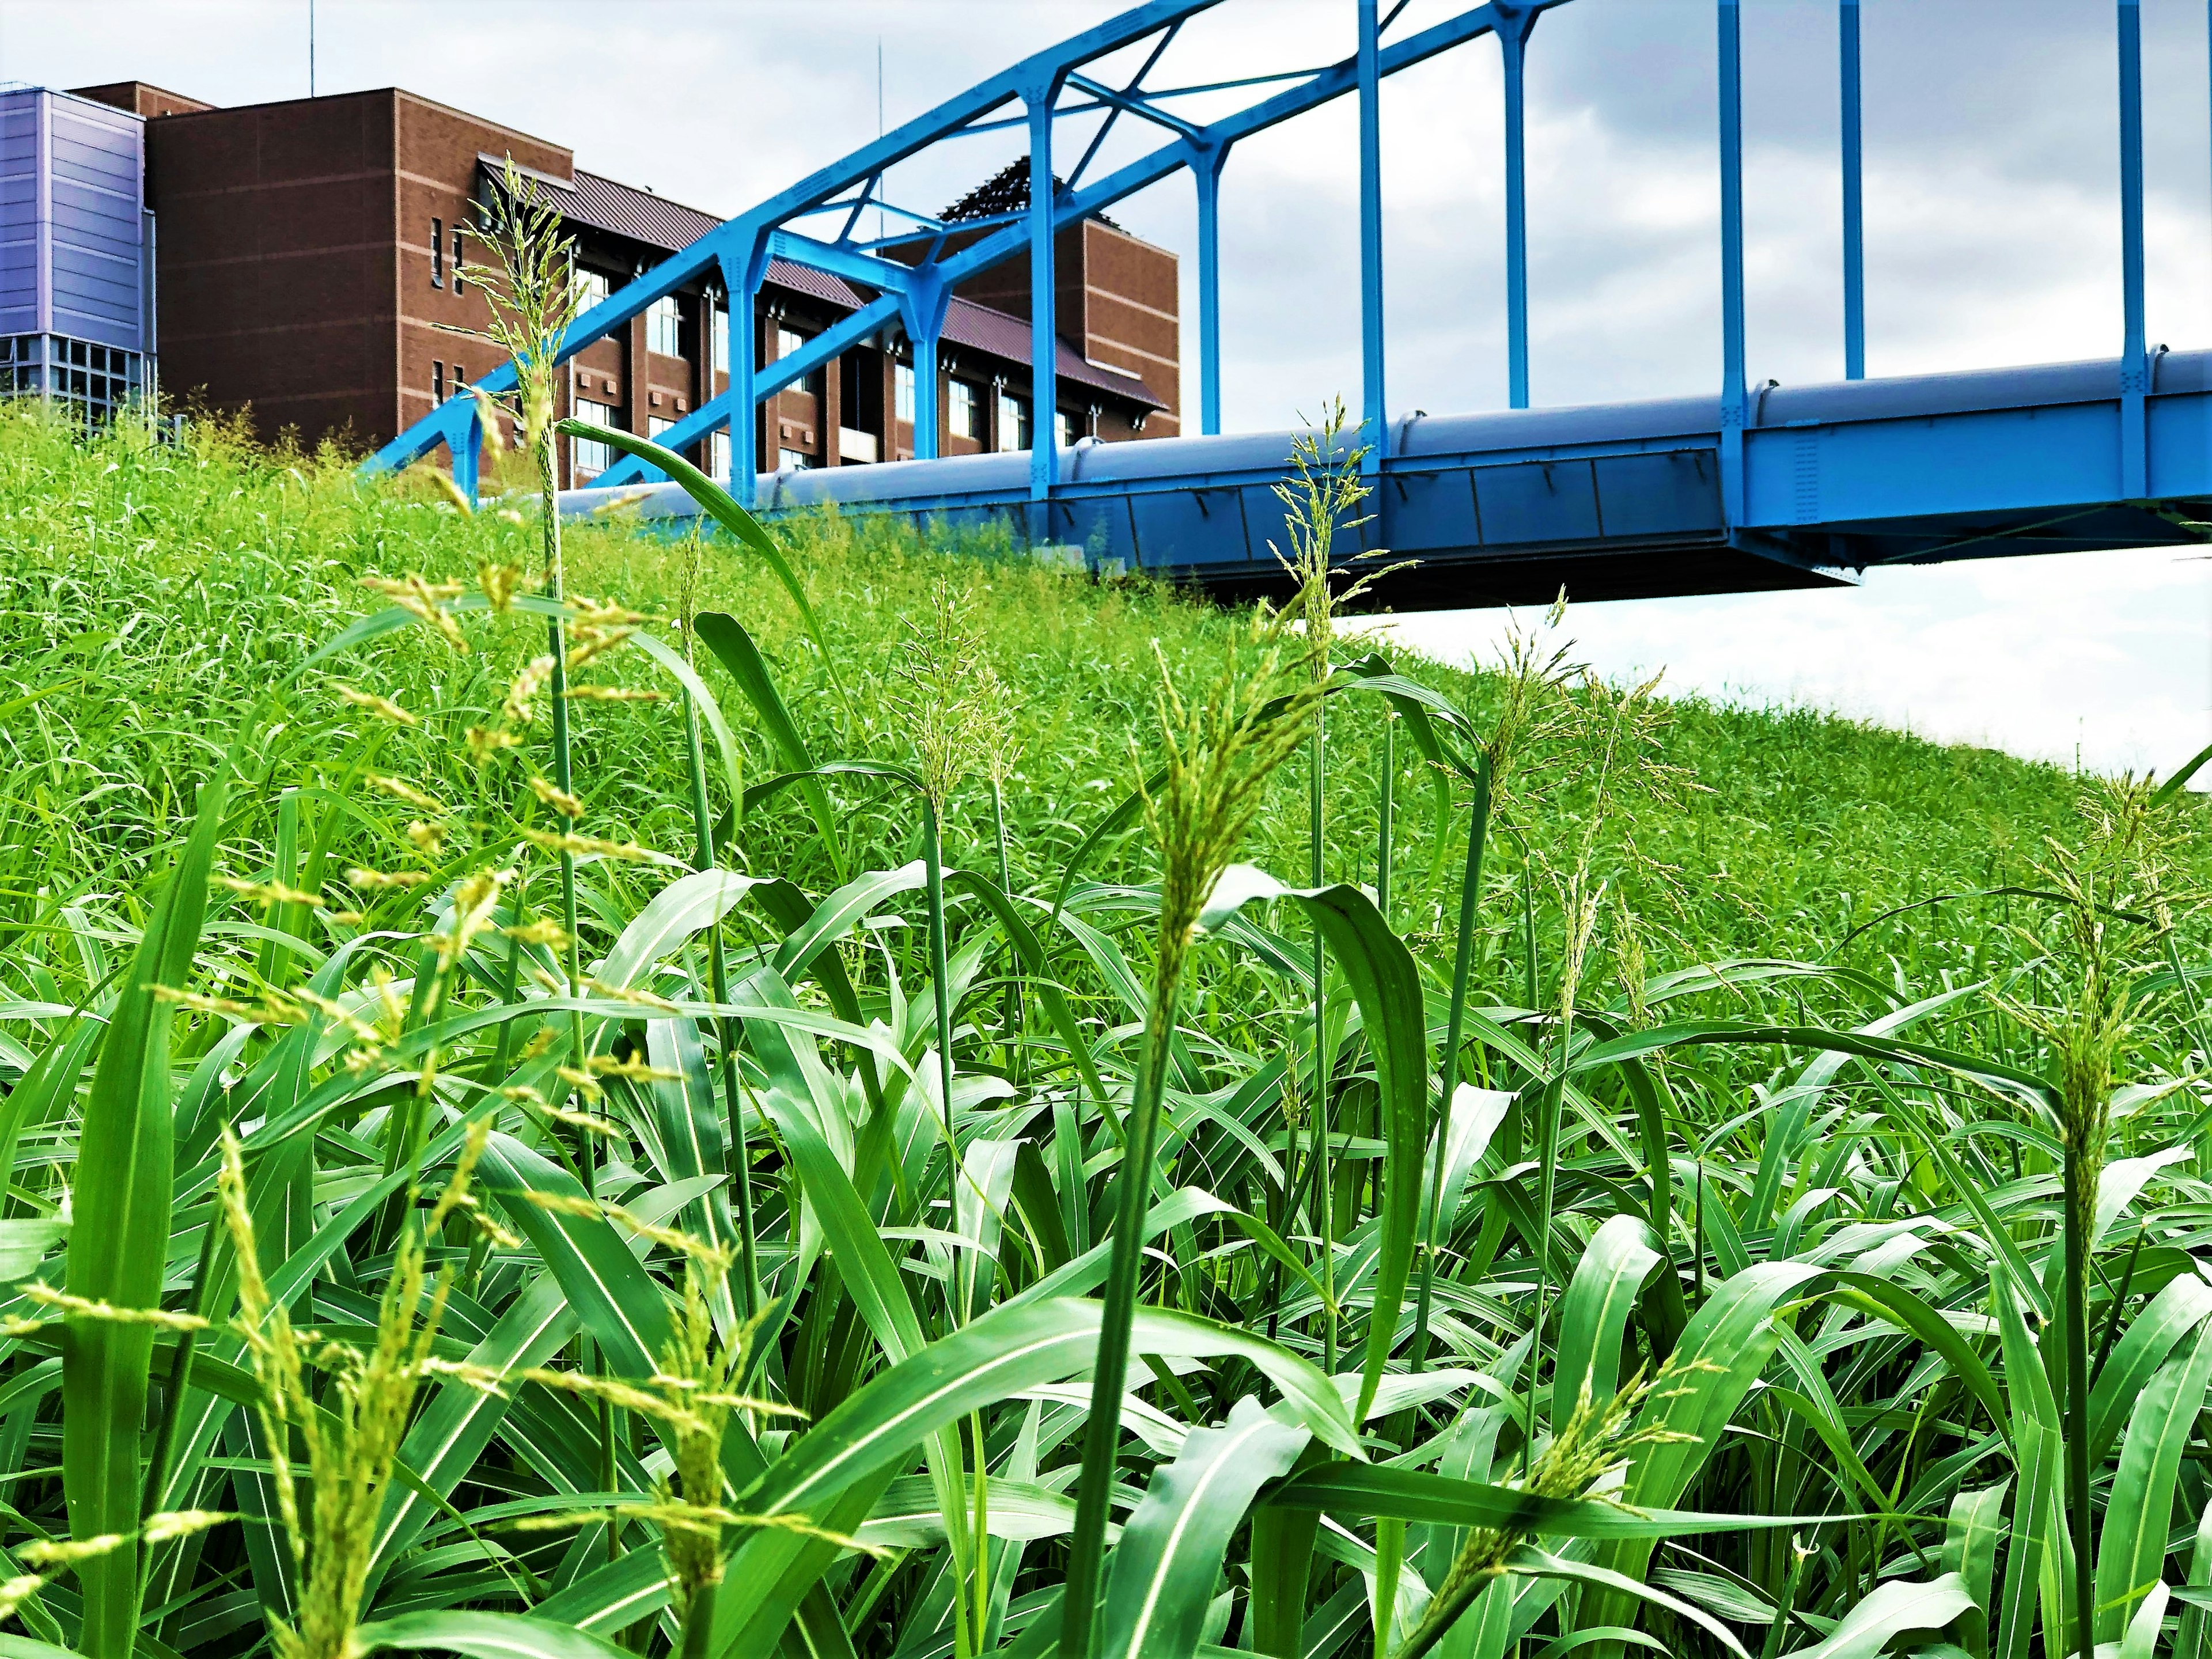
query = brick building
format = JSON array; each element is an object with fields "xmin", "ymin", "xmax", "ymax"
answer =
[{"xmin": 60, "ymin": 80, "xmax": 1178, "ymax": 486}]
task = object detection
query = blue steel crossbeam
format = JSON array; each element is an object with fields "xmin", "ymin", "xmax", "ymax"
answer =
[{"xmin": 364, "ymin": 0, "xmax": 2207, "ymax": 612}]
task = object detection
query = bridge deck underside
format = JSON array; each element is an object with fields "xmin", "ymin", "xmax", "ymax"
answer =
[{"xmin": 564, "ymin": 351, "xmax": 2212, "ymax": 612}]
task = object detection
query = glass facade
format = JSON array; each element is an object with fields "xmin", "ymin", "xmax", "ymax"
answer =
[{"xmin": 1, "ymin": 335, "xmax": 144, "ymax": 425}]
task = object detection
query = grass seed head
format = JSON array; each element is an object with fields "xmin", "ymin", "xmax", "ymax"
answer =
[
  {"xmin": 1142, "ymin": 606, "xmax": 1325, "ymax": 1005},
  {"xmin": 890, "ymin": 579, "xmax": 995, "ymax": 809},
  {"xmin": 332, "ymin": 684, "xmax": 416, "ymax": 725},
  {"xmin": 468, "ymin": 156, "xmax": 582, "ymax": 483}
]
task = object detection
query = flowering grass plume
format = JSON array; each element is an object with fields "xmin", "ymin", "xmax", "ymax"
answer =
[
  {"xmin": 1392, "ymin": 1369, "xmax": 1696, "ymax": 1659},
  {"xmin": 1142, "ymin": 607, "xmax": 1325, "ymax": 1003},
  {"xmin": 217, "ymin": 1120, "xmax": 498, "ymax": 1659}
]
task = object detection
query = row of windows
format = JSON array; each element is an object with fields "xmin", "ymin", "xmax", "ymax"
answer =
[
  {"xmin": 430, "ymin": 359, "xmax": 471, "ymax": 404},
  {"xmin": 887, "ymin": 365, "xmax": 1075, "ymax": 449},
  {"xmin": 426, "ymin": 221, "xmax": 717, "ymax": 370},
  {"xmin": 429, "ymin": 218, "xmax": 467, "ymax": 294},
  {"xmin": 1, "ymin": 335, "xmax": 144, "ymax": 425}
]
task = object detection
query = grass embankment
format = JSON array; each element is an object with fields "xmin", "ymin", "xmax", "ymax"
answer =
[{"xmin": 0, "ymin": 409, "xmax": 2111, "ymax": 979}]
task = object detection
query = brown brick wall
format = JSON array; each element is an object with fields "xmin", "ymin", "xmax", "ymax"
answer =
[{"xmin": 143, "ymin": 89, "xmax": 579, "ymax": 455}]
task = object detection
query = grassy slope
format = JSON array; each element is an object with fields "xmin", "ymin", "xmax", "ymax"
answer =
[{"xmin": 0, "ymin": 408, "xmax": 2153, "ymax": 991}]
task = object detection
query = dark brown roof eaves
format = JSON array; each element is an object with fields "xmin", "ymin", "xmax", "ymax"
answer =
[{"xmin": 942, "ymin": 298, "xmax": 1164, "ymax": 410}]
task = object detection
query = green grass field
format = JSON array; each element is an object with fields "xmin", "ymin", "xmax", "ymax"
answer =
[{"xmin": 2, "ymin": 405, "xmax": 2210, "ymax": 1659}]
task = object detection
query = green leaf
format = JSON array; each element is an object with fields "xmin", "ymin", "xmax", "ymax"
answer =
[
  {"xmin": 692, "ymin": 611, "xmax": 848, "ymax": 880},
  {"xmin": 596, "ymin": 868, "xmax": 765, "ymax": 991},
  {"xmin": 1497, "ymin": 1546, "xmax": 1751, "ymax": 1659},
  {"xmin": 0, "ymin": 1219, "xmax": 66, "ymax": 1283},
  {"xmin": 364, "ymin": 1273, "xmax": 581, "ymax": 1590},
  {"xmin": 1263, "ymin": 1463, "xmax": 1832, "ymax": 1540},
  {"xmin": 1938, "ymin": 1482, "xmax": 2009, "ymax": 1659},
  {"xmin": 1782, "ymin": 1573, "xmax": 1976, "ymax": 1659},
  {"xmin": 1196, "ymin": 867, "xmax": 1427, "ymax": 1422},
  {"xmin": 1550, "ymin": 1215, "xmax": 1661, "ymax": 1432},
  {"xmin": 63, "ymin": 749, "xmax": 228, "ymax": 1658},
  {"xmin": 354, "ymin": 1609, "xmax": 631, "ymax": 1659},
  {"xmin": 707, "ymin": 1294, "xmax": 1361, "ymax": 1652},
  {"xmin": 2088, "ymin": 1270, "xmax": 2212, "ymax": 1472},
  {"xmin": 478, "ymin": 1133, "xmax": 673, "ymax": 1378},
  {"xmin": 1991, "ymin": 1257, "xmax": 2063, "ymax": 1659},
  {"xmin": 1100, "ymin": 1397, "xmax": 1311, "ymax": 1659},
  {"xmin": 2096, "ymin": 1316, "xmax": 2212, "ymax": 1639}
]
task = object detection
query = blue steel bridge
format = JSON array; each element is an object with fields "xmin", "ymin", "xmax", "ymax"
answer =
[{"xmin": 363, "ymin": 0, "xmax": 2211, "ymax": 611}]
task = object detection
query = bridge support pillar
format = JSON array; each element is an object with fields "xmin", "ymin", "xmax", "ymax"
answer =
[
  {"xmin": 1357, "ymin": 0, "xmax": 1384, "ymax": 476},
  {"xmin": 1194, "ymin": 139, "xmax": 1226, "ymax": 437},
  {"xmin": 1027, "ymin": 79, "xmax": 1063, "ymax": 516},
  {"xmin": 717, "ymin": 232, "xmax": 769, "ymax": 508},
  {"xmin": 449, "ymin": 402, "xmax": 481, "ymax": 506},
  {"xmin": 1840, "ymin": 0, "xmax": 1864, "ymax": 380},
  {"xmin": 1718, "ymin": 0, "xmax": 1748, "ymax": 525},
  {"xmin": 1498, "ymin": 3, "xmax": 1537, "ymax": 409},
  {"xmin": 2118, "ymin": 0, "xmax": 2148, "ymax": 497}
]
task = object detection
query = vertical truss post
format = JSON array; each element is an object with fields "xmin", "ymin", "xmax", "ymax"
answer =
[
  {"xmin": 450, "ymin": 402, "xmax": 482, "ymax": 506},
  {"xmin": 1027, "ymin": 81, "xmax": 1060, "ymax": 514},
  {"xmin": 1358, "ymin": 0, "xmax": 1385, "ymax": 474},
  {"xmin": 1718, "ymin": 0, "xmax": 1748, "ymax": 525},
  {"xmin": 717, "ymin": 230, "xmax": 768, "ymax": 507},
  {"xmin": 913, "ymin": 327, "xmax": 942, "ymax": 461},
  {"xmin": 897, "ymin": 256, "xmax": 952, "ymax": 464},
  {"xmin": 1499, "ymin": 4, "xmax": 1536, "ymax": 409},
  {"xmin": 1840, "ymin": 0, "xmax": 1865, "ymax": 380},
  {"xmin": 2119, "ymin": 0, "xmax": 2149, "ymax": 497},
  {"xmin": 1194, "ymin": 139, "xmax": 1227, "ymax": 435}
]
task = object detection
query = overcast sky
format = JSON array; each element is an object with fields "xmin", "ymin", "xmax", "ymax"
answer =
[{"xmin": 6, "ymin": 0, "xmax": 2211, "ymax": 777}]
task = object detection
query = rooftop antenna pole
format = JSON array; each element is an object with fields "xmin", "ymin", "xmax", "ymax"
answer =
[
  {"xmin": 877, "ymin": 36, "xmax": 885, "ymax": 242},
  {"xmin": 309, "ymin": 0, "xmax": 317, "ymax": 97}
]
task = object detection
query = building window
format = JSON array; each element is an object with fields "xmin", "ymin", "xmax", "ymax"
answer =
[
  {"xmin": 775, "ymin": 325, "xmax": 821, "ymax": 396},
  {"xmin": 432, "ymin": 361, "xmax": 445, "ymax": 402},
  {"xmin": 452, "ymin": 225, "xmax": 467, "ymax": 294},
  {"xmin": 895, "ymin": 362, "xmax": 915, "ymax": 423},
  {"xmin": 709, "ymin": 429, "xmax": 730, "ymax": 480},
  {"xmin": 779, "ymin": 448, "xmax": 813, "ymax": 471},
  {"xmin": 572, "ymin": 397, "xmax": 615, "ymax": 476},
  {"xmin": 574, "ymin": 267, "xmax": 611, "ymax": 311},
  {"xmin": 648, "ymin": 296, "xmax": 681, "ymax": 358},
  {"xmin": 712, "ymin": 305, "xmax": 729, "ymax": 376},
  {"xmin": 648, "ymin": 414, "xmax": 676, "ymax": 440},
  {"xmin": 431, "ymin": 218, "xmax": 443, "ymax": 288},
  {"xmin": 997, "ymin": 391, "xmax": 1030, "ymax": 453},
  {"xmin": 1055, "ymin": 409, "xmax": 1075, "ymax": 450},
  {"xmin": 452, "ymin": 362, "xmax": 468, "ymax": 396},
  {"xmin": 948, "ymin": 380, "xmax": 978, "ymax": 440},
  {"xmin": 2, "ymin": 335, "xmax": 141, "ymax": 424}
]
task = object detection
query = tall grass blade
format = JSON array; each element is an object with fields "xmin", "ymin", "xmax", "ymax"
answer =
[{"xmin": 62, "ymin": 751, "xmax": 229, "ymax": 1657}]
